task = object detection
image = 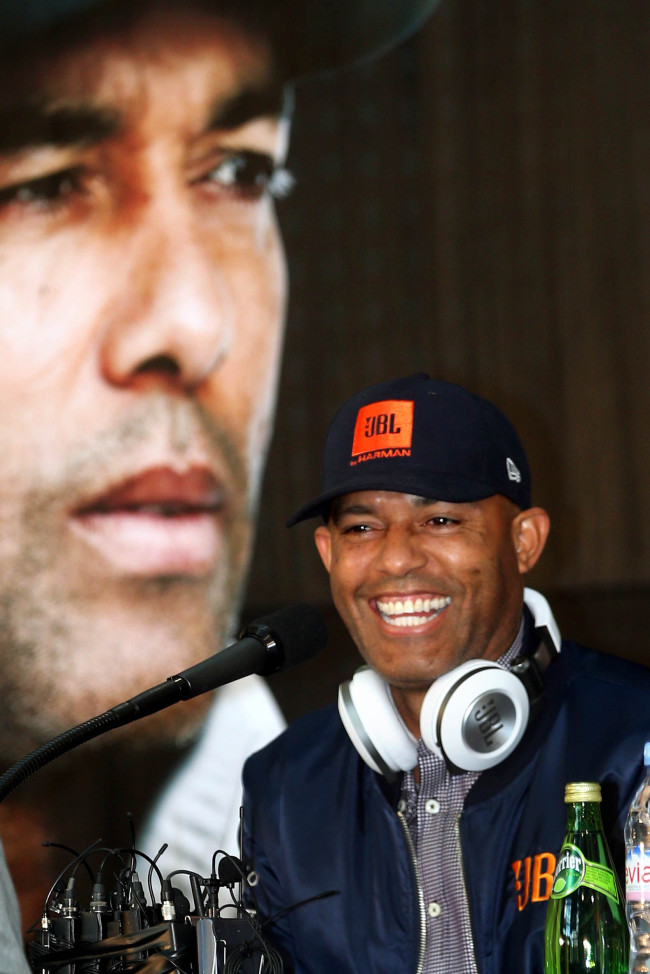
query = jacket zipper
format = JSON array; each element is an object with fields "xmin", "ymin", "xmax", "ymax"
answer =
[
  {"xmin": 397, "ymin": 809, "xmax": 426, "ymax": 974},
  {"xmin": 455, "ymin": 813, "xmax": 479, "ymax": 974}
]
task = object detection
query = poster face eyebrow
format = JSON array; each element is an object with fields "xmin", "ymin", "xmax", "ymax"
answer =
[
  {"xmin": 206, "ymin": 84, "xmax": 290, "ymax": 133},
  {"xmin": 0, "ymin": 80, "xmax": 288, "ymax": 159},
  {"xmin": 0, "ymin": 102, "xmax": 120, "ymax": 154}
]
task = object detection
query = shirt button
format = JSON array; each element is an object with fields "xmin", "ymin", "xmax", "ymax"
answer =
[
  {"xmin": 425, "ymin": 798, "xmax": 440, "ymax": 815},
  {"xmin": 428, "ymin": 902, "xmax": 441, "ymax": 919}
]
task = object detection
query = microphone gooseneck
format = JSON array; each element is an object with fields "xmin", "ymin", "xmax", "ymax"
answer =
[{"xmin": 0, "ymin": 603, "xmax": 327, "ymax": 803}]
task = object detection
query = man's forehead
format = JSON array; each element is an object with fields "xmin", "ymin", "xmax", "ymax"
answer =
[
  {"xmin": 0, "ymin": 5, "xmax": 289, "ymax": 151},
  {"xmin": 331, "ymin": 488, "xmax": 508, "ymax": 514},
  {"xmin": 332, "ymin": 492, "xmax": 457, "ymax": 514},
  {"xmin": 5, "ymin": 0, "xmax": 272, "ymax": 55},
  {"xmin": 0, "ymin": 0, "xmax": 441, "ymax": 83},
  {"xmin": 0, "ymin": 2, "xmax": 281, "ymax": 102}
]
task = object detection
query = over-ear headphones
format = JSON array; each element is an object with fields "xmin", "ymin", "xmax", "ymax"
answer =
[{"xmin": 338, "ymin": 588, "xmax": 561, "ymax": 776}]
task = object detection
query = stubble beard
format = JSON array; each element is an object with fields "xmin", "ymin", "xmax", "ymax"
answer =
[{"xmin": 0, "ymin": 395, "xmax": 256, "ymax": 765}]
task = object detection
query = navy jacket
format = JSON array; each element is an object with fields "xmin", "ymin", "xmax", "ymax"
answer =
[{"xmin": 243, "ymin": 631, "xmax": 650, "ymax": 973}]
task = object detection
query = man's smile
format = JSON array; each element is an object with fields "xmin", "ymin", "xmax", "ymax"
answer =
[{"xmin": 373, "ymin": 594, "xmax": 452, "ymax": 628}]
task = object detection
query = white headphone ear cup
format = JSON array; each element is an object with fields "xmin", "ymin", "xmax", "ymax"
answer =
[
  {"xmin": 338, "ymin": 667, "xmax": 418, "ymax": 774},
  {"xmin": 420, "ymin": 660, "xmax": 530, "ymax": 772}
]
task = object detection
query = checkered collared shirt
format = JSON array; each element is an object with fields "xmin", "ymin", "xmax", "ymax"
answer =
[{"xmin": 398, "ymin": 622, "xmax": 525, "ymax": 974}]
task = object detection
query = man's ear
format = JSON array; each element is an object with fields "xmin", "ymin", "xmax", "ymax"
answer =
[
  {"xmin": 512, "ymin": 507, "xmax": 550, "ymax": 575},
  {"xmin": 314, "ymin": 524, "xmax": 333, "ymax": 573}
]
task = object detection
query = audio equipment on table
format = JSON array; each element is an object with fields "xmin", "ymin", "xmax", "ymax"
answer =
[
  {"xmin": 27, "ymin": 834, "xmax": 338, "ymax": 974},
  {"xmin": 6, "ymin": 604, "xmax": 329, "ymax": 973},
  {"xmin": 27, "ymin": 838, "xmax": 279, "ymax": 973}
]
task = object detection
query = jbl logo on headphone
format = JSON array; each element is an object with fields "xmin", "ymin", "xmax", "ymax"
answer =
[
  {"xmin": 338, "ymin": 589, "xmax": 561, "ymax": 776},
  {"xmin": 470, "ymin": 697, "xmax": 511, "ymax": 750}
]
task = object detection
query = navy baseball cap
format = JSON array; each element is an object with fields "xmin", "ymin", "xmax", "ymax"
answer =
[
  {"xmin": 288, "ymin": 373, "xmax": 532, "ymax": 525},
  {"xmin": 0, "ymin": 0, "xmax": 441, "ymax": 80}
]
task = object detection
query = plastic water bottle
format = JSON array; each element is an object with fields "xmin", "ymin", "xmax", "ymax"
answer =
[
  {"xmin": 625, "ymin": 742, "xmax": 650, "ymax": 974},
  {"xmin": 545, "ymin": 781, "xmax": 628, "ymax": 973}
]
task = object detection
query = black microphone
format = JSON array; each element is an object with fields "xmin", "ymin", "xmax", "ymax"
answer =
[
  {"xmin": 113, "ymin": 602, "xmax": 327, "ymax": 723},
  {"xmin": 0, "ymin": 604, "xmax": 327, "ymax": 802},
  {"xmin": 170, "ymin": 602, "xmax": 327, "ymax": 698},
  {"xmin": 217, "ymin": 855, "xmax": 244, "ymax": 886}
]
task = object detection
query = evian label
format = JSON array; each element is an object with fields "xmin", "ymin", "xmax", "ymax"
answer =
[
  {"xmin": 550, "ymin": 842, "xmax": 619, "ymax": 903},
  {"xmin": 626, "ymin": 846, "xmax": 650, "ymax": 901}
]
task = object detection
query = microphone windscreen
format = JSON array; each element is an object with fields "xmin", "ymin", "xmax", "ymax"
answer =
[
  {"xmin": 242, "ymin": 603, "xmax": 327, "ymax": 675},
  {"xmin": 217, "ymin": 855, "xmax": 244, "ymax": 885}
]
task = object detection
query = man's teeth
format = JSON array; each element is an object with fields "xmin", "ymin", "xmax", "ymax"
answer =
[{"xmin": 376, "ymin": 596, "xmax": 451, "ymax": 627}]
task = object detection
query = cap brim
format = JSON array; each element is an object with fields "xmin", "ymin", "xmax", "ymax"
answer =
[
  {"xmin": 0, "ymin": 0, "xmax": 440, "ymax": 79},
  {"xmin": 287, "ymin": 471, "xmax": 501, "ymax": 526}
]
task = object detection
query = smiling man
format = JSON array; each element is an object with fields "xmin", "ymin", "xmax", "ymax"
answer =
[
  {"xmin": 0, "ymin": 0, "xmax": 439, "ymax": 946},
  {"xmin": 243, "ymin": 373, "xmax": 650, "ymax": 974}
]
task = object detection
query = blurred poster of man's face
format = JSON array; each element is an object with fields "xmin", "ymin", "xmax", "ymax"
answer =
[{"xmin": 0, "ymin": 1, "xmax": 290, "ymax": 758}]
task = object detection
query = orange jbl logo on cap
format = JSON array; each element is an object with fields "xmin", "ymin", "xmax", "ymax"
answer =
[{"xmin": 351, "ymin": 400, "xmax": 414, "ymax": 457}]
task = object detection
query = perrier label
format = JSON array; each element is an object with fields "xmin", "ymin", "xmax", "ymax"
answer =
[
  {"xmin": 551, "ymin": 842, "xmax": 619, "ymax": 902},
  {"xmin": 544, "ymin": 782, "xmax": 628, "ymax": 973}
]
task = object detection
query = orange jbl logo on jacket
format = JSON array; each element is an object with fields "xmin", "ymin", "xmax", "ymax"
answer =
[{"xmin": 511, "ymin": 853, "xmax": 556, "ymax": 910}]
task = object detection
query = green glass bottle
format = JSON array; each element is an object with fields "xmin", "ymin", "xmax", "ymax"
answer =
[{"xmin": 544, "ymin": 781, "xmax": 628, "ymax": 973}]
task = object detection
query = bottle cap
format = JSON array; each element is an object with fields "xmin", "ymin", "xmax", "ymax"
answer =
[
  {"xmin": 564, "ymin": 781, "xmax": 601, "ymax": 803},
  {"xmin": 644, "ymin": 742, "xmax": 650, "ymax": 767}
]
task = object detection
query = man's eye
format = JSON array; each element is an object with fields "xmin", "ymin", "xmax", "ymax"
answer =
[
  {"xmin": 428, "ymin": 516, "xmax": 458, "ymax": 527},
  {"xmin": 0, "ymin": 167, "xmax": 85, "ymax": 210},
  {"xmin": 204, "ymin": 151, "xmax": 294, "ymax": 201},
  {"xmin": 342, "ymin": 523, "xmax": 373, "ymax": 535}
]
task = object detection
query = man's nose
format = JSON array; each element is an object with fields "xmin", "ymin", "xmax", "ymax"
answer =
[
  {"xmin": 99, "ymin": 213, "xmax": 231, "ymax": 391},
  {"xmin": 374, "ymin": 525, "xmax": 428, "ymax": 577}
]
